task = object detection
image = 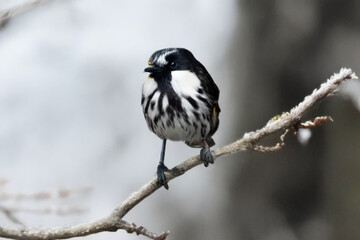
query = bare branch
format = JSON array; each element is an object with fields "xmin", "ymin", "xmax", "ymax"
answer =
[
  {"xmin": 0, "ymin": 68, "xmax": 357, "ymax": 239},
  {"xmin": 0, "ymin": 206, "xmax": 24, "ymax": 226},
  {"xmin": 2, "ymin": 206, "xmax": 87, "ymax": 216},
  {"xmin": 121, "ymin": 222, "xmax": 170, "ymax": 240},
  {"xmin": 297, "ymin": 116, "xmax": 333, "ymax": 129},
  {"xmin": 0, "ymin": 187, "xmax": 91, "ymax": 201},
  {"xmin": 0, "ymin": 185, "xmax": 91, "ymax": 226},
  {"xmin": 0, "ymin": 0, "xmax": 52, "ymax": 25},
  {"xmin": 0, "ymin": 219, "xmax": 168, "ymax": 240}
]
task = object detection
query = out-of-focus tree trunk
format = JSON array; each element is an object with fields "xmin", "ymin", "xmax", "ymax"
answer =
[{"xmin": 225, "ymin": 0, "xmax": 360, "ymax": 239}]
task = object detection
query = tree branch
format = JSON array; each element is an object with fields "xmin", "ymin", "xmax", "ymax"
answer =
[
  {"xmin": 0, "ymin": 68, "xmax": 357, "ymax": 239},
  {"xmin": 0, "ymin": 0, "xmax": 52, "ymax": 26}
]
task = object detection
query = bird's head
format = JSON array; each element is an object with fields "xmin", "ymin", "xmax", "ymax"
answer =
[{"xmin": 144, "ymin": 48, "xmax": 196, "ymax": 78}]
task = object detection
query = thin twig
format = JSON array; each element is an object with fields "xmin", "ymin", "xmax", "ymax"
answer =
[
  {"xmin": 0, "ymin": 68, "xmax": 357, "ymax": 239},
  {"xmin": 0, "ymin": 206, "xmax": 24, "ymax": 226},
  {"xmin": 0, "ymin": 0, "xmax": 52, "ymax": 25},
  {"xmin": 2, "ymin": 206, "xmax": 87, "ymax": 215},
  {"xmin": 0, "ymin": 187, "xmax": 92, "ymax": 201}
]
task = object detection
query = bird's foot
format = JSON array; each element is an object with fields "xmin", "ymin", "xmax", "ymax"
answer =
[
  {"xmin": 200, "ymin": 145, "xmax": 214, "ymax": 167},
  {"xmin": 157, "ymin": 163, "xmax": 170, "ymax": 190}
]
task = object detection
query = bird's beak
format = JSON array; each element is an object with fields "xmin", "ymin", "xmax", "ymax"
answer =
[{"xmin": 144, "ymin": 66, "xmax": 162, "ymax": 73}]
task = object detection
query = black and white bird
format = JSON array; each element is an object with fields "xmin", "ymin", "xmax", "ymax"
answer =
[{"xmin": 141, "ymin": 48, "xmax": 220, "ymax": 189}]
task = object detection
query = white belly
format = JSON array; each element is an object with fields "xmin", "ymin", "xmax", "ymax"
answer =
[{"xmin": 142, "ymin": 71, "xmax": 211, "ymax": 142}]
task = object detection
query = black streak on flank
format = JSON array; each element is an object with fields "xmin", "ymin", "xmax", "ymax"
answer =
[
  {"xmin": 157, "ymin": 93, "xmax": 164, "ymax": 114},
  {"xmin": 193, "ymin": 111, "xmax": 200, "ymax": 121},
  {"xmin": 193, "ymin": 122, "xmax": 198, "ymax": 130},
  {"xmin": 185, "ymin": 96, "xmax": 199, "ymax": 109},
  {"xmin": 201, "ymin": 123, "xmax": 206, "ymax": 137},
  {"xmin": 144, "ymin": 88, "xmax": 158, "ymax": 114},
  {"xmin": 166, "ymin": 106, "xmax": 175, "ymax": 122},
  {"xmin": 150, "ymin": 101, "xmax": 155, "ymax": 111},
  {"xmin": 153, "ymin": 115, "xmax": 160, "ymax": 127},
  {"xmin": 182, "ymin": 113, "xmax": 190, "ymax": 125},
  {"xmin": 197, "ymin": 95, "xmax": 212, "ymax": 108}
]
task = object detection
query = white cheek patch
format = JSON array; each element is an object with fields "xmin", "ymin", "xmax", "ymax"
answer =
[{"xmin": 171, "ymin": 70, "xmax": 201, "ymax": 99}]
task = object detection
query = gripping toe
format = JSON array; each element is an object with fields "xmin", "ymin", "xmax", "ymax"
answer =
[
  {"xmin": 157, "ymin": 164, "xmax": 169, "ymax": 190},
  {"xmin": 200, "ymin": 146, "xmax": 214, "ymax": 167}
]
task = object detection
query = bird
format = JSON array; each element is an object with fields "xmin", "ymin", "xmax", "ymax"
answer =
[{"xmin": 141, "ymin": 48, "xmax": 220, "ymax": 189}]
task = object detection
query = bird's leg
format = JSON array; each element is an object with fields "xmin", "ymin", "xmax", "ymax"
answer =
[
  {"xmin": 157, "ymin": 139, "xmax": 169, "ymax": 189},
  {"xmin": 200, "ymin": 139, "xmax": 215, "ymax": 167}
]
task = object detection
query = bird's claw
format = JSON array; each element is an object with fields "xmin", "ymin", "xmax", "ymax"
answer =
[
  {"xmin": 200, "ymin": 146, "xmax": 214, "ymax": 167},
  {"xmin": 157, "ymin": 164, "xmax": 169, "ymax": 190}
]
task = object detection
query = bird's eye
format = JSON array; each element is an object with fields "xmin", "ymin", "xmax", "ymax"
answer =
[{"xmin": 170, "ymin": 62, "xmax": 177, "ymax": 68}]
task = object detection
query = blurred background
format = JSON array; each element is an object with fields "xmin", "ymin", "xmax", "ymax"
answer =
[{"xmin": 0, "ymin": 0, "xmax": 360, "ymax": 239}]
